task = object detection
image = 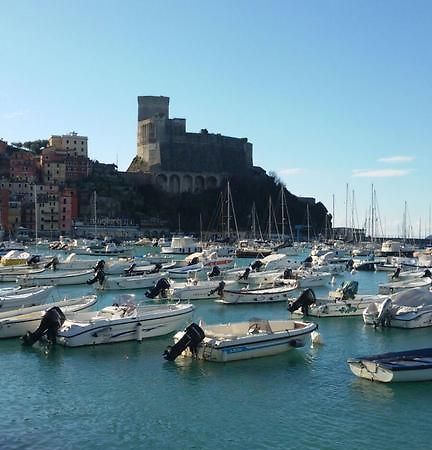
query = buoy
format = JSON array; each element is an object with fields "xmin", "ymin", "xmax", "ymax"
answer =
[
  {"xmin": 136, "ymin": 322, "xmax": 143, "ymax": 341},
  {"xmin": 331, "ymin": 276, "xmax": 336, "ymax": 285},
  {"xmin": 311, "ymin": 330, "xmax": 324, "ymax": 346}
]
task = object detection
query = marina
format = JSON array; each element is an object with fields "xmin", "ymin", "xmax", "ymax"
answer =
[{"xmin": 1, "ymin": 242, "xmax": 432, "ymax": 450}]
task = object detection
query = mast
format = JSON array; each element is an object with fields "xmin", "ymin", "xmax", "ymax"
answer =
[
  {"xmin": 345, "ymin": 182, "xmax": 348, "ymax": 238},
  {"xmin": 332, "ymin": 193, "xmax": 335, "ymax": 240},
  {"xmin": 306, "ymin": 204, "xmax": 310, "ymax": 243},
  {"xmin": 227, "ymin": 181, "xmax": 231, "ymax": 239},
  {"xmin": 34, "ymin": 184, "xmax": 38, "ymax": 244},
  {"xmin": 281, "ymin": 187, "xmax": 285, "ymax": 241},
  {"xmin": 199, "ymin": 213, "xmax": 203, "ymax": 243},
  {"xmin": 268, "ymin": 196, "xmax": 272, "ymax": 241},
  {"xmin": 371, "ymin": 184, "xmax": 374, "ymax": 242},
  {"xmin": 93, "ymin": 190, "xmax": 97, "ymax": 237},
  {"xmin": 251, "ymin": 203, "xmax": 256, "ymax": 239}
]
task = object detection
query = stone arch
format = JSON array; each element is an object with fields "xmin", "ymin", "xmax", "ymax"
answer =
[
  {"xmin": 155, "ymin": 173, "xmax": 168, "ymax": 191},
  {"xmin": 206, "ymin": 176, "xmax": 218, "ymax": 190},
  {"xmin": 169, "ymin": 174, "xmax": 180, "ymax": 194},
  {"xmin": 183, "ymin": 174, "xmax": 193, "ymax": 193},
  {"xmin": 195, "ymin": 175, "xmax": 205, "ymax": 192}
]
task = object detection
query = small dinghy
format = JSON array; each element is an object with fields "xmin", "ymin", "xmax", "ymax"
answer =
[
  {"xmin": 17, "ymin": 269, "xmax": 94, "ymax": 287},
  {"xmin": 164, "ymin": 318, "xmax": 318, "ymax": 362},
  {"xmin": 348, "ymin": 348, "xmax": 432, "ymax": 382}
]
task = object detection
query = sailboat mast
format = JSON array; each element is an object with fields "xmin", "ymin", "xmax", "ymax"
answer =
[
  {"xmin": 34, "ymin": 184, "xmax": 38, "ymax": 244},
  {"xmin": 268, "ymin": 196, "xmax": 272, "ymax": 241},
  {"xmin": 307, "ymin": 204, "xmax": 310, "ymax": 243},
  {"xmin": 281, "ymin": 187, "xmax": 285, "ymax": 241},
  {"xmin": 93, "ymin": 190, "xmax": 97, "ymax": 237},
  {"xmin": 332, "ymin": 193, "xmax": 335, "ymax": 240},
  {"xmin": 227, "ymin": 181, "xmax": 231, "ymax": 239}
]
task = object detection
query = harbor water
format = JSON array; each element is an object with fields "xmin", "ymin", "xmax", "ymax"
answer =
[{"xmin": 1, "ymin": 248, "xmax": 431, "ymax": 450}]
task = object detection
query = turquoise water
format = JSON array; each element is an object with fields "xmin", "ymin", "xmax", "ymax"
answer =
[{"xmin": 1, "ymin": 250, "xmax": 432, "ymax": 450}]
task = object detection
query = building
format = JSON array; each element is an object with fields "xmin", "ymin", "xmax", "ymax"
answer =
[
  {"xmin": 9, "ymin": 149, "xmax": 39, "ymax": 182},
  {"xmin": 48, "ymin": 132, "xmax": 88, "ymax": 158},
  {"xmin": 128, "ymin": 96, "xmax": 253, "ymax": 193},
  {"xmin": 41, "ymin": 148, "xmax": 66, "ymax": 185}
]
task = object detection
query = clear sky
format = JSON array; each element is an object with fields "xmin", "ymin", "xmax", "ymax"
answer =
[{"xmin": 1, "ymin": 0, "xmax": 431, "ymax": 237}]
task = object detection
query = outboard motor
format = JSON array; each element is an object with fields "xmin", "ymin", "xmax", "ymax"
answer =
[
  {"xmin": 125, "ymin": 263, "xmax": 137, "ymax": 276},
  {"xmin": 251, "ymin": 260, "xmax": 264, "ymax": 272},
  {"xmin": 208, "ymin": 265, "xmax": 221, "ymax": 278},
  {"xmin": 287, "ymin": 288, "xmax": 316, "ymax": 316},
  {"xmin": 338, "ymin": 280, "xmax": 359, "ymax": 300},
  {"xmin": 391, "ymin": 267, "xmax": 401, "ymax": 280},
  {"xmin": 44, "ymin": 256, "xmax": 59, "ymax": 270},
  {"xmin": 374, "ymin": 298, "xmax": 393, "ymax": 327},
  {"xmin": 94, "ymin": 260, "xmax": 106, "ymax": 272},
  {"xmin": 238, "ymin": 267, "xmax": 251, "ymax": 280},
  {"xmin": 87, "ymin": 268, "xmax": 105, "ymax": 285},
  {"xmin": 22, "ymin": 307, "xmax": 66, "ymax": 346},
  {"xmin": 145, "ymin": 278, "xmax": 171, "ymax": 299},
  {"xmin": 208, "ymin": 281, "xmax": 225, "ymax": 297},
  {"xmin": 423, "ymin": 269, "xmax": 432, "ymax": 278},
  {"xmin": 188, "ymin": 257, "xmax": 200, "ymax": 266},
  {"xmin": 302, "ymin": 256, "xmax": 313, "ymax": 268},
  {"xmin": 148, "ymin": 263, "xmax": 162, "ymax": 274},
  {"xmin": 346, "ymin": 259, "xmax": 354, "ymax": 270},
  {"xmin": 27, "ymin": 255, "xmax": 41, "ymax": 266},
  {"xmin": 283, "ymin": 268, "xmax": 293, "ymax": 279},
  {"xmin": 163, "ymin": 322, "xmax": 205, "ymax": 361}
]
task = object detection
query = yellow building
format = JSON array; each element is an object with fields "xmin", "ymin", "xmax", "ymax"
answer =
[{"xmin": 48, "ymin": 131, "xmax": 88, "ymax": 158}]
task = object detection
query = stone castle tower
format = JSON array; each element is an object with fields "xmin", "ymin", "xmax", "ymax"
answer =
[{"xmin": 128, "ymin": 96, "xmax": 253, "ymax": 193}]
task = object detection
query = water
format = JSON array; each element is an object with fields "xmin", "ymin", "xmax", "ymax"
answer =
[{"xmin": 1, "ymin": 249, "xmax": 431, "ymax": 450}]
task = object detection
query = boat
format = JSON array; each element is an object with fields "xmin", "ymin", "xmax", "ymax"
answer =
[
  {"xmin": 0, "ymin": 250, "xmax": 31, "ymax": 266},
  {"xmin": 288, "ymin": 282, "xmax": 388, "ymax": 318},
  {"xmin": 163, "ymin": 318, "xmax": 318, "ymax": 362},
  {"xmin": 377, "ymin": 276, "xmax": 431, "ymax": 295},
  {"xmin": 347, "ymin": 348, "xmax": 432, "ymax": 382},
  {"xmin": 93, "ymin": 271, "xmax": 169, "ymax": 291},
  {"xmin": 0, "ymin": 295, "xmax": 97, "ymax": 338},
  {"xmin": 170, "ymin": 279, "xmax": 236, "ymax": 300},
  {"xmin": 167, "ymin": 263, "xmax": 204, "ymax": 280},
  {"xmin": 363, "ymin": 287, "xmax": 432, "ymax": 328},
  {"xmin": 0, "ymin": 286, "xmax": 56, "ymax": 311},
  {"xmin": 216, "ymin": 283, "xmax": 297, "ymax": 304},
  {"xmin": 277, "ymin": 268, "xmax": 332, "ymax": 288},
  {"xmin": 161, "ymin": 236, "xmax": 202, "ymax": 255},
  {"xmin": 16, "ymin": 269, "xmax": 95, "ymax": 287},
  {"xmin": 54, "ymin": 301, "xmax": 195, "ymax": 347},
  {"xmin": 0, "ymin": 266, "xmax": 47, "ymax": 283}
]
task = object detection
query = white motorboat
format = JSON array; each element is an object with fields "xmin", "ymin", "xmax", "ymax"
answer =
[
  {"xmin": 288, "ymin": 282, "xmax": 388, "ymax": 318},
  {"xmin": 378, "ymin": 277, "xmax": 431, "ymax": 295},
  {"xmin": 216, "ymin": 283, "xmax": 297, "ymax": 304},
  {"xmin": 94, "ymin": 272, "xmax": 168, "ymax": 291},
  {"xmin": 51, "ymin": 253, "xmax": 136, "ymax": 274},
  {"xmin": 171, "ymin": 279, "xmax": 236, "ymax": 300},
  {"xmin": 277, "ymin": 269, "xmax": 332, "ymax": 288},
  {"xmin": 347, "ymin": 348, "xmax": 432, "ymax": 382},
  {"xmin": 161, "ymin": 236, "xmax": 202, "ymax": 255},
  {"xmin": 164, "ymin": 319, "xmax": 318, "ymax": 362},
  {"xmin": 55, "ymin": 301, "xmax": 195, "ymax": 347},
  {"xmin": 0, "ymin": 266, "xmax": 47, "ymax": 283},
  {"xmin": 363, "ymin": 288, "xmax": 432, "ymax": 328},
  {"xmin": 16, "ymin": 269, "xmax": 94, "ymax": 287},
  {"xmin": 167, "ymin": 263, "xmax": 204, "ymax": 280},
  {"xmin": 0, "ymin": 286, "xmax": 56, "ymax": 311},
  {"xmin": 0, "ymin": 295, "xmax": 97, "ymax": 338}
]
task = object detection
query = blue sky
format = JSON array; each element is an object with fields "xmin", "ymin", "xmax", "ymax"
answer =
[{"xmin": 1, "ymin": 0, "xmax": 431, "ymax": 236}]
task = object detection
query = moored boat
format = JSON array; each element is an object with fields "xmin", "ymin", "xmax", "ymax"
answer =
[
  {"xmin": 16, "ymin": 269, "xmax": 94, "ymax": 287},
  {"xmin": 347, "ymin": 348, "xmax": 432, "ymax": 382},
  {"xmin": 164, "ymin": 318, "xmax": 318, "ymax": 362},
  {"xmin": 0, "ymin": 295, "xmax": 97, "ymax": 338},
  {"xmin": 216, "ymin": 283, "xmax": 297, "ymax": 304},
  {"xmin": 0, "ymin": 286, "xmax": 56, "ymax": 311}
]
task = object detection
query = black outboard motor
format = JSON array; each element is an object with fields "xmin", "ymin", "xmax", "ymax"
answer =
[
  {"xmin": 94, "ymin": 260, "xmax": 106, "ymax": 272},
  {"xmin": 87, "ymin": 268, "xmax": 105, "ymax": 285},
  {"xmin": 283, "ymin": 268, "xmax": 293, "ymax": 279},
  {"xmin": 337, "ymin": 280, "xmax": 359, "ymax": 300},
  {"xmin": 163, "ymin": 322, "xmax": 205, "ymax": 361},
  {"xmin": 346, "ymin": 259, "xmax": 354, "ymax": 270},
  {"xmin": 423, "ymin": 269, "xmax": 432, "ymax": 278},
  {"xmin": 44, "ymin": 256, "xmax": 59, "ymax": 270},
  {"xmin": 238, "ymin": 267, "xmax": 251, "ymax": 280},
  {"xmin": 145, "ymin": 278, "xmax": 171, "ymax": 299},
  {"xmin": 125, "ymin": 263, "xmax": 137, "ymax": 276},
  {"xmin": 287, "ymin": 288, "xmax": 316, "ymax": 316},
  {"xmin": 208, "ymin": 265, "xmax": 221, "ymax": 278},
  {"xmin": 148, "ymin": 263, "xmax": 163, "ymax": 274},
  {"xmin": 208, "ymin": 281, "xmax": 225, "ymax": 297},
  {"xmin": 302, "ymin": 256, "xmax": 313, "ymax": 268},
  {"xmin": 391, "ymin": 267, "xmax": 401, "ymax": 280},
  {"xmin": 27, "ymin": 255, "xmax": 41, "ymax": 266},
  {"xmin": 22, "ymin": 307, "xmax": 66, "ymax": 346},
  {"xmin": 188, "ymin": 257, "xmax": 200, "ymax": 266},
  {"xmin": 251, "ymin": 260, "xmax": 264, "ymax": 272}
]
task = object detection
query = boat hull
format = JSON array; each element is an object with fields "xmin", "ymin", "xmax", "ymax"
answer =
[{"xmin": 57, "ymin": 304, "xmax": 194, "ymax": 347}]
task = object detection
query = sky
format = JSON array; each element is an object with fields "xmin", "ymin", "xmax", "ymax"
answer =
[{"xmin": 1, "ymin": 0, "xmax": 431, "ymax": 237}]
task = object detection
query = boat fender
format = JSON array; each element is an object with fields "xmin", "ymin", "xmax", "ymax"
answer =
[
  {"xmin": 21, "ymin": 306, "xmax": 66, "ymax": 346},
  {"xmin": 136, "ymin": 322, "xmax": 143, "ymax": 341},
  {"xmin": 163, "ymin": 322, "xmax": 205, "ymax": 361},
  {"xmin": 311, "ymin": 331, "xmax": 324, "ymax": 346}
]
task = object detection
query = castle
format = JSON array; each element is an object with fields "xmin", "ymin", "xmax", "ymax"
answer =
[{"xmin": 127, "ymin": 96, "xmax": 254, "ymax": 193}]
